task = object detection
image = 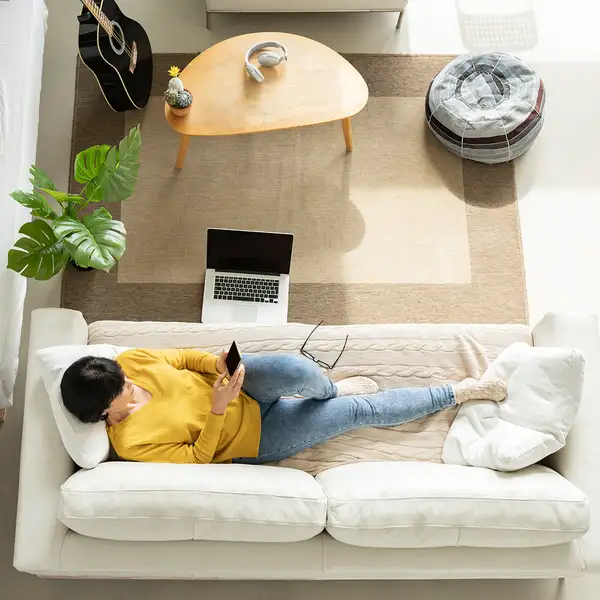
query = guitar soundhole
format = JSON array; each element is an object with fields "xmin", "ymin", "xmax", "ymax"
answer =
[{"xmin": 109, "ymin": 20, "xmax": 126, "ymax": 56}]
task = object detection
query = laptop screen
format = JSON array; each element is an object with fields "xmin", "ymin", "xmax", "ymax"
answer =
[{"xmin": 207, "ymin": 229, "xmax": 294, "ymax": 276}]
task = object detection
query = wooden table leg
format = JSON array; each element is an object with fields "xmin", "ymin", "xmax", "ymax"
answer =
[
  {"xmin": 175, "ymin": 134, "xmax": 191, "ymax": 169},
  {"xmin": 341, "ymin": 118, "xmax": 353, "ymax": 152}
]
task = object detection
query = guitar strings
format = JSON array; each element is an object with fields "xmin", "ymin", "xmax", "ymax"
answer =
[
  {"xmin": 90, "ymin": 7, "xmax": 136, "ymax": 61},
  {"xmin": 107, "ymin": 25, "xmax": 135, "ymax": 60},
  {"xmin": 110, "ymin": 32, "xmax": 135, "ymax": 61},
  {"xmin": 110, "ymin": 33, "xmax": 135, "ymax": 61}
]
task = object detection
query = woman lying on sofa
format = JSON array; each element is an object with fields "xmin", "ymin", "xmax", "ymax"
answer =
[{"xmin": 60, "ymin": 347, "xmax": 506, "ymax": 465}]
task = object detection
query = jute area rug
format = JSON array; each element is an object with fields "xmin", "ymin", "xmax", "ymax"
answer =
[{"xmin": 62, "ymin": 54, "xmax": 527, "ymax": 325}]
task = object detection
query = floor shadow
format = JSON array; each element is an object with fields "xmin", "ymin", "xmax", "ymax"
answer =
[
  {"xmin": 423, "ymin": 121, "xmax": 518, "ymax": 209},
  {"xmin": 422, "ymin": 120, "xmax": 465, "ymax": 201},
  {"xmin": 462, "ymin": 160, "xmax": 519, "ymax": 209}
]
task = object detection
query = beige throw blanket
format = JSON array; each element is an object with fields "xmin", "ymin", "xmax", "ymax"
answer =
[
  {"xmin": 88, "ymin": 321, "xmax": 533, "ymax": 477},
  {"xmin": 272, "ymin": 407, "xmax": 459, "ymax": 476}
]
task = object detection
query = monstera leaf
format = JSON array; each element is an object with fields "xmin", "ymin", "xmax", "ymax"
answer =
[
  {"xmin": 39, "ymin": 189, "xmax": 85, "ymax": 205},
  {"xmin": 52, "ymin": 208, "xmax": 126, "ymax": 271},
  {"xmin": 7, "ymin": 220, "xmax": 69, "ymax": 281},
  {"xmin": 9, "ymin": 190, "xmax": 57, "ymax": 219},
  {"xmin": 74, "ymin": 144, "xmax": 111, "ymax": 185},
  {"xmin": 29, "ymin": 165, "xmax": 57, "ymax": 191},
  {"xmin": 85, "ymin": 125, "xmax": 141, "ymax": 203}
]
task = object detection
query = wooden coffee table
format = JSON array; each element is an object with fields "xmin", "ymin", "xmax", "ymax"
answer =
[{"xmin": 165, "ymin": 32, "xmax": 369, "ymax": 169}]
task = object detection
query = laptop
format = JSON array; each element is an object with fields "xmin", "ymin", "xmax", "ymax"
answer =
[{"xmin": 201, "ymin": 228, "xmax": 294, "ymax": 324}]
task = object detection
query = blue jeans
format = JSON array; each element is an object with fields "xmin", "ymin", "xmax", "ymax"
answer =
[{"xmin": 236, "ymin": 354, "xmax": 456, "ymax": 463}]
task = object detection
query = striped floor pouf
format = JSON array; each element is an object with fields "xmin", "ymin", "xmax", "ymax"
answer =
[{"xmin": 425, "ymin": 52, "xmax": 545, "ymax": 164}]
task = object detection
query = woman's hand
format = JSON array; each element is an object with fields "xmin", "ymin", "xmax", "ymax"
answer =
[
  {"xmin": 211, "ymin": 365, "xmax": 245, "ymax": 415},
  {"xmin": 216, "ymin": 350, "xmax": 228, "ymax": 374}
]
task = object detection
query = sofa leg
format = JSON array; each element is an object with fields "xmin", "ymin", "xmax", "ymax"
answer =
[
  {"xmin": 206, "ymin": 11, "xmax": 212, "ymax": 30},
  {"xmin": 396, "ymin": 10, "xmax": 404, "ymax": 29}
]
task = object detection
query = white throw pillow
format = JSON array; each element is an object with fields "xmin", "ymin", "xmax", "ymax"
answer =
[
  {"xmin": 37, "ymin": 344, "xmax": 130, "ymax": 469},
  {"xmin": 443, "ymin": 342, "xmax": 584, "ymax": 472}
]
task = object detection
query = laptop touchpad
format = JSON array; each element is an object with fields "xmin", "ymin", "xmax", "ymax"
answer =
[{"xmin": 233, "ymin": 304, "xmax": 259, "ymax": 322}]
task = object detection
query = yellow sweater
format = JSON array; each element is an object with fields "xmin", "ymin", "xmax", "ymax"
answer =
[{"xmin": 108, "ymin": 349, "xmax": 261, "ymax": 464}]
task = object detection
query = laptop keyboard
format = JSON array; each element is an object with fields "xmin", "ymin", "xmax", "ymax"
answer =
[{"xmin": 213, "ymin": 275, "xmax": 279, "ymax": 303}]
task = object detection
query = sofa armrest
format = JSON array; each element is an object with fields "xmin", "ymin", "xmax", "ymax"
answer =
[
  {"xmin": 14, "ymin": 308, "xmax": 88, "ymax": 575},
  {"xmin": 533, "ymin": 312, "xmax": 600, "ymax": 572}
]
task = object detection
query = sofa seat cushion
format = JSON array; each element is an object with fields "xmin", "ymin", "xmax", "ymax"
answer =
[
  {"xmin": 317, "ymin": 462, "xmax": 589, "ymax": 549},
  {"xmin": 60, "ymin": 462, "xmax": 326, "ymax": 542}
]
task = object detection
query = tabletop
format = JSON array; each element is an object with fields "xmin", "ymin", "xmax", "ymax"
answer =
[{"xmin": 165, "ymin": 32, "xmax": 369, "ymax": 137}]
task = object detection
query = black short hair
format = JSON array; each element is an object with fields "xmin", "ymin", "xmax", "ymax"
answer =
[{"xmin": 60, "ymin": 356, "xmax": 125, "ymax": 423}]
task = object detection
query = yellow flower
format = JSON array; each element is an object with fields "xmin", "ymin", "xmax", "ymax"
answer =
[{"xmin": 168, "ymin": 65, "xmax": 181, "ymax": 78}]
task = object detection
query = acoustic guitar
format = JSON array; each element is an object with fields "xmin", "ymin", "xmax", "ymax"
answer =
[{"xmin": 78, "ymin": 0, "xmax": 153, "ymax": 112}]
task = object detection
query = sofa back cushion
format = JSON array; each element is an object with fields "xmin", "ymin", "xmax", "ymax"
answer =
[
  {"xmin": 88, "ymin": 321, "xmax": 531, "ymax": 472},
  {"xmin": 317, "ymin": 462, "xmax": 589, "ymax": 549},
  {"xmin": 60, "ymin": 462, "xmax": 326, "ymax": 542}
]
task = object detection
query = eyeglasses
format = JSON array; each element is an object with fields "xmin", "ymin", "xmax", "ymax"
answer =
[{"xmin": 300, "ymin": 320, "xmax": 348, "ymax": 370}]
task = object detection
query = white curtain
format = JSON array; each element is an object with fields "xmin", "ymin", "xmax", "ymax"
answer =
[{"xmin": 0, "ymin": 0, "xmax": 47, "ymax": 409}]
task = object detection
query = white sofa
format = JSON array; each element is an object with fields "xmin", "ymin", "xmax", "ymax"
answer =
[
  {"xmin": 14, "ymin": 308, "xmax": 600, "ymax": 579},
  {"xmin": 204, "ymin": 0, "xmax": 410, "ymax": 29}
]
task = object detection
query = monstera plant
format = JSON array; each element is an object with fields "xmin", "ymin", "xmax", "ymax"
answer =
[{"xmin": 7, "ymin": 125, "xmax": 141, "ymax": 280}]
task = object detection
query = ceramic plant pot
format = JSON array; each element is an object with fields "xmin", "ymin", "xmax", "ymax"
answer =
[{"xmin": 170, "ymin": 105, "xmax": 191, "ymax": 117}]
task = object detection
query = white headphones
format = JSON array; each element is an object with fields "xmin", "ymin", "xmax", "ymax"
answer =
[{"xmin": 245, "ymin": 41, "xmax": 288, "ymax": 83}]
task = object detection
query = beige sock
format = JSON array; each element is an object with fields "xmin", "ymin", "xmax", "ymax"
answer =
[{"xmin": 452, "ymin": 378, "xmax": 507, "ymax": 404}]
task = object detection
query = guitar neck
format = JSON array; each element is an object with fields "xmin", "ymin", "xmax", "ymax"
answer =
[{"xmin": 81, "ymin": 0, "xmax": 114, "ymax": 37}]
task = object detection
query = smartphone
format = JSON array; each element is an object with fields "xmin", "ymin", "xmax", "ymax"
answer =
[{"xmin": 225, "ymin": 341, "xmax": 242, "ymax": 376}]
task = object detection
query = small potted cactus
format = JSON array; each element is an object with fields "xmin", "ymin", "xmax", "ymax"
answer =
[{"xmin": 164, "ymin": 66, "xmax": 193, "ymax": 116}]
